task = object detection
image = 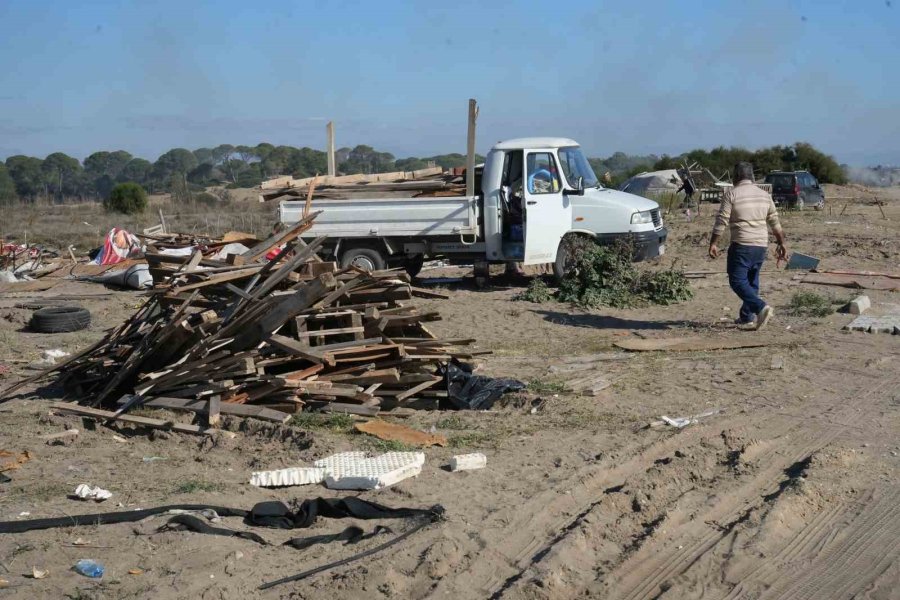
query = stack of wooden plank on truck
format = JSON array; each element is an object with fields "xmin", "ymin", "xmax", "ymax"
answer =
[
  {"xmin": 258, "ymin": 167, "xmax": 471, "ymax": 204},
  {"xmin": 0, "ymin": 214, "xmax": 487, "ymax": 431}
]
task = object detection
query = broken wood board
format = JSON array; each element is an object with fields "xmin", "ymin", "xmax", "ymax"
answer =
[
  {"xmin": 260, "ymin": 167, "xmax": 443, "ymax": 190},
  {"xmin": 564, "ymin": 373, "xmax": 613, "ymax": 396},
  {"xmin": 0, "ymin": 279, "xmax": 59, "ymax": 294},
  {"xmin": 49, "ymin": 402, "xmax": 215, "ymax": 436},
  {"xmin": 800, "ymin": 273, "xmax": 900, "ymax": 291},
  {"xmin": 614, "ymin": 337, "xmax": 771, "ymax": 352},
  {"xmin": 354, "ymin": 419, "xmax": 447, "ymax": 447},
  {"xmin": 114, "ymin": 396, "xmax": 291, "ymax": 424},
  {"xmin": 815, "ymin": 269, "xmax": 900, "ymax": 280}
]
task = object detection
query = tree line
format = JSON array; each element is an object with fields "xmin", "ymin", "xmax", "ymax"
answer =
[
  {"xmin": 0, "ymin": 143, "xmax": 481, "ymax": 204},
  {"xmin": 591, "ymin": 143, "xmax": 848, "ymax": 188},
  {"xmin": 0, "ymin": 140, "xmax": 846, "ymax": 204}
]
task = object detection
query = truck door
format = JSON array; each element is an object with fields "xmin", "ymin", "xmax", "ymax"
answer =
[{"xmin": 522, "ymin": 150, "xmax": 571, "ymax": 264}]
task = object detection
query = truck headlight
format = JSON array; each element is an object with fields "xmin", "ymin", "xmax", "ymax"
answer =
[{"xmin": 630, "ymin": 210, "xmax": 653, "ymax": 225}]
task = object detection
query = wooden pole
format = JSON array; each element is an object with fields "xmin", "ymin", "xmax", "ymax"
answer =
[
  {"xmin": 326, "ymin": 121, "xmax": 336, "ymax": 178},
  {"xmin": 158, "ymin": 208, "xmax": 167, "ymax": 234},
  {"xmin": 304, "ymin": 175, "xmax": 318, "ymax": 218},
  {"xmin": 466, "ymin": 99, "xmax": 478, "ymax": 198}
]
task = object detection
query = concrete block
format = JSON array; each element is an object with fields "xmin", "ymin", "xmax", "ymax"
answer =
[
  {"xmin": 449, "ymin": 453, "xmax": 487, "ymax": 472},
  {"xmin": 848, "ymin": 295, "xmax": 871, "ymax": 315},
  {"xmin": 869, "ymin": 319, "xmax": 897, "ymax": 334},
  {"xmin": 845, "ymin": 316, "xmax": 875, "ymax": 332},
  {"xmin": 848, "ymin": 315, "xmax": 900, "ymax": 334}
]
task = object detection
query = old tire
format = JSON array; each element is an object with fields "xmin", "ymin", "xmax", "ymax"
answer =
[
  {"xmin": 340, "ymin": 247, "xmax": 386, "ymax": 272},
  {"xmin": 30, "ymin": 306, "xmax": 91, "ymax": 333}
]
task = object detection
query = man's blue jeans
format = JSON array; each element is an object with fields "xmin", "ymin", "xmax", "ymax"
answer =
[{"xmin": 727, "ymin": 243, "xmax": 768, "ymax": 323}]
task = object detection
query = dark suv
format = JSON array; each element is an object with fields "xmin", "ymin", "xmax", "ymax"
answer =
[{"xmin": 764, "ymin": 171, "xmax": 825, "ymax": 210}]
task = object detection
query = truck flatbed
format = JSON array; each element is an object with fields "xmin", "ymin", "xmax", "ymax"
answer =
[{"xmin": 280, "ymin": 196, "xmax": 479, "ymax": 239}]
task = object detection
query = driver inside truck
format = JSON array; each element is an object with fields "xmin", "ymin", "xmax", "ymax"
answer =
[{"xmin": 526, "ymin": 153, "xmax": 560, "ymax": 194}]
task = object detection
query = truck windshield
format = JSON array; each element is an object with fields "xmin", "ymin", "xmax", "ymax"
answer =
[{"xmin": 557, "ymin": 147, "xmax": 600, "ymax": 189}]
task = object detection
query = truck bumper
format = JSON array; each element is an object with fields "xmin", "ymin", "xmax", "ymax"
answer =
[{"xmin": 596, "ymin": 227, "xmax": 668, "ymax": 261}]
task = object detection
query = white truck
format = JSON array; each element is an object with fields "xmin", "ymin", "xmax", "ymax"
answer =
[{"xmin": 280, "ymin": 137, "xmax": 667, "ymax": 279}]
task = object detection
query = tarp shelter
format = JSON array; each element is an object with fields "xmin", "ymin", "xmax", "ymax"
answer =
[{"xmin": 619, "ymin": 169, "xmax": 684, "ymax": 197}]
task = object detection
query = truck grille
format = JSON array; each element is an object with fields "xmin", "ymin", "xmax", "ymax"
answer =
[{"xmin": 651, "ymin": 208, "xmax": 662, "ymax": 229}]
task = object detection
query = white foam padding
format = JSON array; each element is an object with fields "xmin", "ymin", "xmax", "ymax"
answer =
[
  {"xmin": 74, "ymin": 484, "xmax": 112, "ymax": 501},
  {"xmin": 449, "ymin": 453, "xmax": 487, "ymax": 472},
  {"xmin": 313, "ymin": 451, "xmax": 368, "ymax": 471},
  {"xmin": 249, "ymin": 467, "xmax": 326, "ymax": 488},
  {"xmin": 321, "ymin": 451, "xmax": 425, "ymax": 490}
]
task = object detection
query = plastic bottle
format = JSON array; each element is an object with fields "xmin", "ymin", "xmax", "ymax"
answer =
[{"xmin": 73, "ymin": 559, "xmax": 104, "ymax": 578}]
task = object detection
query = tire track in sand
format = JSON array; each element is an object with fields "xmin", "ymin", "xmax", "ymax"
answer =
[
  {"xmin": 757, "ymin": 486, "xmax": 900, "ymax": 600},
  {"xmin": 596, "ymin": 373, "xmax": 897, "ymax": 600}
]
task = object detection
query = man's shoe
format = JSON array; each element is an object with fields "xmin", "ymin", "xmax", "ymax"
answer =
[{"xmin": 756, "ymin": 306, "xmax": 774, "ymax": 330}]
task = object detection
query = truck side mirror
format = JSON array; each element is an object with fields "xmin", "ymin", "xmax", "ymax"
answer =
[{"xmin": 567, "ymin": 176, "xmax": 585, "ymax": 196}]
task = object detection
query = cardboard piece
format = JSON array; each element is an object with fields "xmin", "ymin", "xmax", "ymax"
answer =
[{"xmin": 354, "ymin": 420, "xmax": 447, "ymax": 447}]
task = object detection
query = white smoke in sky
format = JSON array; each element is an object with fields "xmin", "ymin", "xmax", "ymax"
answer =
[{"xmin": 845, "ymin": 166, "xmax": 900, "ymax": 187}]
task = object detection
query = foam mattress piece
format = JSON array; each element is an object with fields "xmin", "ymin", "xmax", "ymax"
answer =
[
  {"xmin": 449, "ymin": 453, "xmax": 487, "ymax": 472},
  {"xmin": 313, "ymin": 451, "xmax": 368, "ymax": 471},
  {"xmin": 319, "ymin": 451, "xmax": 425, "ymax": 490},
  {"xmin": 249, "ymin": 467, "xmax": 326, "ymax": 488}
]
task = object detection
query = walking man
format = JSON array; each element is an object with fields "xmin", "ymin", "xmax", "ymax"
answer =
[{"xmin": 708, "ymin": 162, "xmax": 787, "ymax": 330}]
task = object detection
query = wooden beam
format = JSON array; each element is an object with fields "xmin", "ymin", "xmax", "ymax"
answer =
[
  {"xmin": 266, "ymin": 333, "xmax": 331, "ymax": 364},
  {"xmin": 115, "ymin": 396, "xmax": 290, "ymax": 423},
  {"xmin": 208, "ymin": 394, "xmax": 221, "ymax": 427},
  {"xmin": 466, "ymin": 98, "xmax": 478, "ymax": 197},
  {"xmin": 240, "ymin": 211, "xmax": 320, "ymax": 263},
  {"xmin": 326, "ymin": 121, "xmax": 336, "ymax": 177},
  {"xmin": 303, "ymin": 175, "xmax": 318, "ymax": 219},
  {"xmin": 50, "ymin": 402, "xmax": 214, "ymax": 435}
]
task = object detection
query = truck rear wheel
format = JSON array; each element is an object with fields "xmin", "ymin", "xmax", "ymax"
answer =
[{"xmin": 340, "ymin": 247, "xmax": 386, "ymax": 272}]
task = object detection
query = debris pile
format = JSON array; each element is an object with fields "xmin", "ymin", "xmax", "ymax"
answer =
[
  {"xmin": 0, "ymin": 241, "xmax": 62, "ymax": 285},
  {"xmin": 2, "ymin": 213, "xmax": 495, "ymax": 428}
]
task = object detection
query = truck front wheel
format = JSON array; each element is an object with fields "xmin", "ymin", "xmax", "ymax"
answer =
[
  {"xmin": 553, "ymin": 235, "xmax": 591, "ymax": 283},
  {"xmin": 340, "ymin": 247, "xmax": 386, "ymax": 272}
]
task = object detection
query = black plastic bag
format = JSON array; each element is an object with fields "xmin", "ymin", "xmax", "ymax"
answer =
[{"xmin": 440, "ymin": 359, "xmax": 525, "ymax": 410}]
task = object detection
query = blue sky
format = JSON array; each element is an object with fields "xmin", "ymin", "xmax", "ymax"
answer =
[{"xmin": 1, "ymin": 0, "xmax": 897, "ymax": 165}]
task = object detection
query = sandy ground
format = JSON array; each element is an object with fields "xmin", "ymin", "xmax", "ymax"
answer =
[{"xmin": 0, "ymin": 187, "xmax": 899, "ymax": 599}]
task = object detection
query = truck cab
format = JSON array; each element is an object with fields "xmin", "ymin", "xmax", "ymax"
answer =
[{"xmin": 481, "ymin": 138, "xmax": 668, "ymax": 275}]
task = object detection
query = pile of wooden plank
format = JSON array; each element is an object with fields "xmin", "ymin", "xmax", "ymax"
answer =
[
  {"xmin": 2, "ymin": 215, "xmax": 485, "ymax": 428},
  {"xmin": 258, "ymin": 168, "xmax": 468, "ymax": 203}
]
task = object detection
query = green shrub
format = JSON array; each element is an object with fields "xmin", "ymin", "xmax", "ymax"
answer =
[
  {"xmin": 787, "ymin": 291, "xmax": 833, "ymax": 317},
  {"xmin": 557, "ymin": 238, "xmax": 693, "ymax": 308},
  {"xmin": 513, "ymin": 278, "xmax": 553, "ymax": 302},
  {"xmin": 104, "ymin": 182, "xmax": 148, "ymax": 214}
]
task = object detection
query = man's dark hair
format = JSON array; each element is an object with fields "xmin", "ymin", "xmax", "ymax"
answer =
[{"xmin": 734, "ymin": 162, "xmax": 754, "ymax": 182}]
